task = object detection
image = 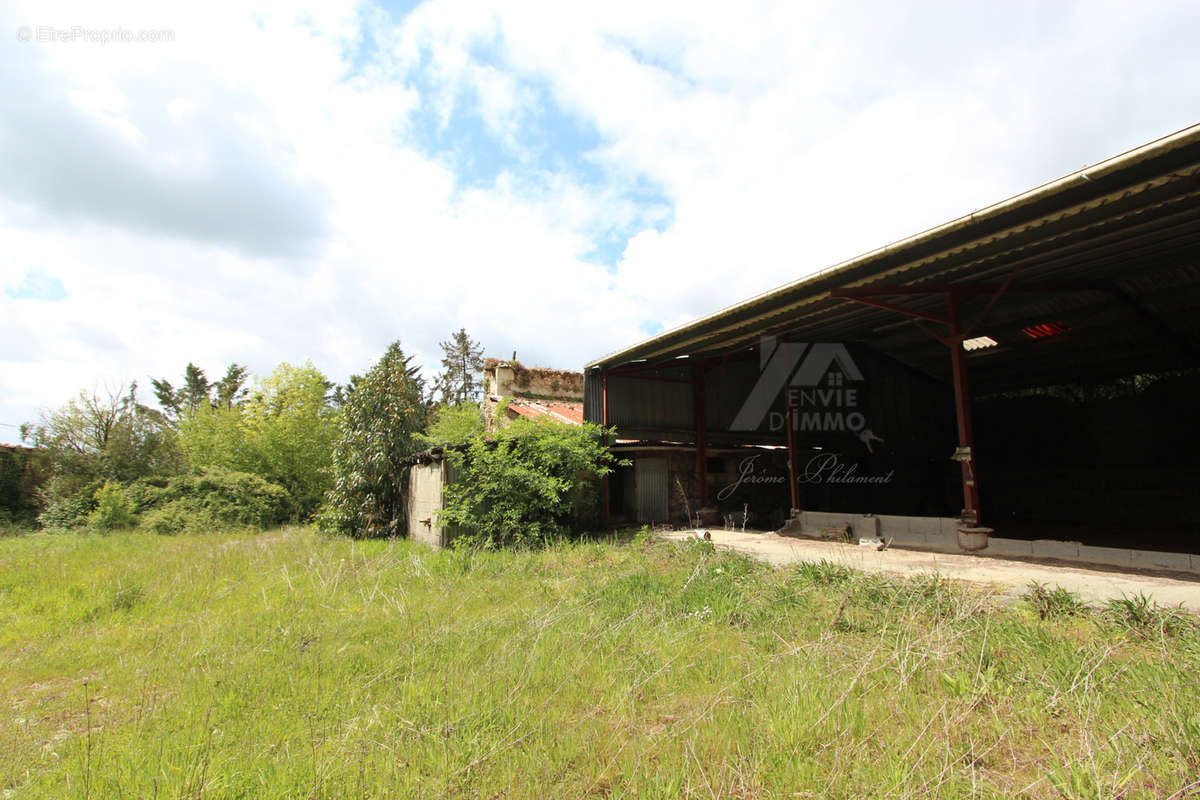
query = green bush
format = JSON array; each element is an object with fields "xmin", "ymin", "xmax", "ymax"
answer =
[
  {"xmin": 440, "ymin": 418, "xmax": 617, "ymax": 548},
  {"xmin": 130, "ymin": 469, "xmax": 292, "ymax": 533},
  {"xmin": 37, "ymin": 486, "xmax": 99, "ymax": 529},
  {"xmin": 0, "ymin": 447, "xmax": 43, "ymax": 521},
  {"xmin": 179, "ymin": 363, "xmax": 339, "ymax": 520},
  {"xmin": 88, "ymin": 482, "xmax": 137, "ymax": 530}
]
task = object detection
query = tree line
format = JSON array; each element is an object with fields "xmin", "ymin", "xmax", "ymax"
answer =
[{"xmin": 6, "ymin": 328, "xmax": 616, "ymax": 545}]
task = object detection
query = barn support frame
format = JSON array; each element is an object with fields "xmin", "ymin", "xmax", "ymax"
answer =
[
  {"xmin": 693, "ymin": 360, "xmax": 709, "ymax": 508},
  {"xmin": 830, "ymin": 286, "xmax": 989, "ymax": 530},
  {"xmin": 601, "ymin": 368, "xmax": 610, "ymax": 530}
]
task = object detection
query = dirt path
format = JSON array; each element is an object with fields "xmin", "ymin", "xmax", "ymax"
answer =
[{"xmin": 661, "ymin": 529, "xmax": 1200, "ymax": 611}]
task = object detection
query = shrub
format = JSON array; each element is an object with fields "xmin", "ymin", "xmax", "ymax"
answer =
[
  {"xmin": 416, "ymin": 403, "xmax": 485, "ymax": 448},
  {"xmin": 137, "ymin": 469, "xmax": 292, "ymax": 533},
  {"xmin": 88, "ymin": 482, "xmax": 137, "ymax": 530},
  {"xmin": 0, "ymin": 446, "xmax": 43, "ymax": 522},
  {"xmin": 179, "ymin": 363, "xmax": 339, "ymax": 520},
  {"xmin": 440, "ymin": 418, "xmax": 617, "ymax": 548},
  {"xmin": 37, "ymin": 486, "xmax": 99, "ymax": 529}
]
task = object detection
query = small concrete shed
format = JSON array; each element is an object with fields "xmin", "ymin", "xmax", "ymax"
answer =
[{"xmin": 404, "ymin": 446, "xmax": 463, "ymax": 548}]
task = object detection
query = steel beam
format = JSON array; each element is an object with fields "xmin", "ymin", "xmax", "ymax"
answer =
[
  {"xmin": 785, "ymin": 388, "xmax": 799, "ymax": 512},
  {"xmin": 693, "ymin": 361, "xmax": 709, "ymax": 507},
  {"xmin": 946, "ymin": 293, "xmax": 981, "ymax": 524},
  {"xmin": 601, "ymin": 368, "xmax": 611, "ymax": 530}
]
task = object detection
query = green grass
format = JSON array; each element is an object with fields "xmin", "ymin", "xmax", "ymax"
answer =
[{"xmin": 1, "ymin": 528, "xmax": 1198, "ymax": 799}]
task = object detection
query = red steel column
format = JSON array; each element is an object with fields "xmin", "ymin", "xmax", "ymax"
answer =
[
  {"xmin": 785, "ymin": 386, "xmax": 799, "ymax": 511},
  {"xmin": 693, "ymin": 360, "xmax": 708, "ymax": 507},
  {"xmin": 946, "ymin": 292, "xmax": 981, "ymax": 524},
  {"xmin": 601, "ymin": 368, "xmax": 611, "ymax": 529}
]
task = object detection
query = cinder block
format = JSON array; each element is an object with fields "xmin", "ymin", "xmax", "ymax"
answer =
[
  {"xmin": 909, "ymin": 516, "xmax": 943, "ymax": 538},
  {"xmin": 926, "ymin": 517, "xmax": 960, "ymax": 548},
  {"xmin": 1130, "ymin": 549, "xmax": 1193, "ymax": 573},
  {"xmin": 986, "ymin": 538, "xmax": 1034, "ymax": 557},
  {"xmin": 805, "ymin": 511, "xmax": 841, "ymax": 530},
  {"xmin": 939, "ymin": 517, "xmax": 964, "ymax": 537},
  {"xmin": 876, "ymin": 515, "xmax": 912, "ymax": 538},
  {"xmin": 853, "ymin": 516, "xmax": 880, "ymax": 538},
  {"xmin": 1031, "ymin": 540, "xmax": 1081, "ymax": 560},
  {"xmin": 1077, "ymin": 545, "xmax": 1132, "ymax": 569}
]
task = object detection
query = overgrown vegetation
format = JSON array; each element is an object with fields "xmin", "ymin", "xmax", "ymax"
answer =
[
  {"xmin": 2, "ymin": 529, "xmax": 1197, "ymax": 798},
  {"xmin": 22, "ymin": 383, "xmax": 183, "ymax": 510},
  {"xmin": 1023, "ymin": 580, "xmax": 1086, "ymax": 619},
  {"xmin": 440, "ymin": 417, "xmax": 617, "ymax": 547},
  {"xmin": 11, "ymin": 328, "xmax": 610, "ymax": 543},
  {"xmin": 178, "ymin": 362, "xmax": 338, "ymax": 518},
  {"xmin": 318, "ymin": 341, "xmax": 428, "ymax": 538},
  {"xmin": 128, "ymin": 469, "xmax": 293, "ymax": 534},
  {"xmin": 0, "ymin": 445, "xmax": 40, "ymax": 526},
  {"xmin": 414, "ymin": 402, "xmax": 485, "ymax": 448},
  {"xmin": 87, "ymin": 481, "xmax": 136, "ymax": 531}
]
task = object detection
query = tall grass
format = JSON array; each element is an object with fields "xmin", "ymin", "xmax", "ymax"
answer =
[{"xmin": 1, "ymin": 528, "xmax": 1197, "ymax": 798}]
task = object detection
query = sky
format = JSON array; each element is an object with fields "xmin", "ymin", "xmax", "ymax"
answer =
[{"xmin": 1, "ymin": 0, "xmax": 1198, "ymax": 443}]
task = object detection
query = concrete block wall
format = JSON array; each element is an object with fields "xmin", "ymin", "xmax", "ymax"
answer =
[
  {"xmin": 787, "ymin": 510, "xmax": 1200, "ymax": 575},
  {"xmin": 797, "ymin": 510, "xmax": 958, "ymax": 550}
]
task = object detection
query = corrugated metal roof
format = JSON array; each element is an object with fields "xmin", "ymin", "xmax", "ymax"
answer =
[{"xmin": 587, "ymin": 123, "xmax": 1200, "ymax": 379}]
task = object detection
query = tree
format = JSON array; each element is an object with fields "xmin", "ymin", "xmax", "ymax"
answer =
[
  {"xmin": 439, "ymin": 418, "xmax": 617, "ymax": 548},
  {"xmin": 415, "ymin": 403, "xmax": 485, "ymax": 448},
  {"xmin": 153, "ymin": 362, "xmax": 249, "ymax": 421},
  {"xmin": 22, "ymin": 383, "xmax": 182, "ymax": 509},
  {"xmin": 212, "ymin": 364, "xmax": 251, "ymax": 410},
  {"xmin": 319, "ymin": 342, "xmax": 428, "ymax": 538},
  {"xmin": 178, "ymin": 362, "xmax": 339, "ymax": 519},
  {"xmin": 434, "ymin": 328, "xmax": 485, "ymax": 406}
]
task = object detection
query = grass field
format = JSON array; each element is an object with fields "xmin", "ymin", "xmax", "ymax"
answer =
[{"xmin": 1, "ymin": 527, "xmax": 1198, "ymax": 799}]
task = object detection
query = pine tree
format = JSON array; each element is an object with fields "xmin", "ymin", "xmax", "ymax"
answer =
[
  {"xmin": 436, "ymin": 328, "xmax": 485, "ymax": 406},
  {"xmin": 152, "ymin": 362, "xmax": 249, "ymax": 421}
]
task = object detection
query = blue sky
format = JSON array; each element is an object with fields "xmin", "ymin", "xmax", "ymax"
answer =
[{"xmin": 1, "ymin": 0, "xmax": 1199, "ymax": 442}]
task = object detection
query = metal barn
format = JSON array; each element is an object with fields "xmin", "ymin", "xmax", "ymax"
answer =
[{"xmin": 585, "ymin": 124, "xmax": 1200, "ymax": 564}]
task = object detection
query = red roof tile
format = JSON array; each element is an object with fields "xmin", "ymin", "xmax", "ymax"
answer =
[{"xmin": 506, "ymin": 398, "xmax": 584, "ymax": 425}]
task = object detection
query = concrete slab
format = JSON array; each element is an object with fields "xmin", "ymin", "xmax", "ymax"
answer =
[
  {"xmin": 876, "ymin": 515, "xmax": 911, "ymax": 537},
  {"xmin": 1031, "ymin": 539, "xmax": 1081, "ymax": 560},
  {"xmin": 986, "ymin": 538, "xmax": 1034, "ymax": 557},
  {"xmin": 660, "ymin": 529, "xmax": 1200, "ymax": 612},
  {"xmin": 1077, "ymin": 545, "xmax": 1133, "ymax": 569},
  {"xmin": 1130, "ymin": 549, "xmax": 1194, "ymax": 573}
]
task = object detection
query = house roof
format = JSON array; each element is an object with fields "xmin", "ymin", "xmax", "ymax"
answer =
[{"xmin": 504, "ymin": 397, "xmax": 584, "ymax": 425}]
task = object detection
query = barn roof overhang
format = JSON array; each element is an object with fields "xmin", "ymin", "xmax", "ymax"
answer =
[{"xmin": 587, "ymin": 124, "xmax": 1200, "ymax": 393}]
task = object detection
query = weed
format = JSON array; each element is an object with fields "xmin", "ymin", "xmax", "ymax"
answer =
[
  {"xmin": 1103, "ymin": 592, "xmax": 1196, "ymax": 637},
  {"xmin": 790, "ymin": 559, "xmax": 853, "ymax": 586},
  {"xmin": 1024, "ymin": 581, "xmax": 1086, "ymax": 620}
]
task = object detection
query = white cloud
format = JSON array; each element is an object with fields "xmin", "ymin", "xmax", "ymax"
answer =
[{"xmin": 1, "ymin": 0, "xmax": 1198, "ymax": 441}]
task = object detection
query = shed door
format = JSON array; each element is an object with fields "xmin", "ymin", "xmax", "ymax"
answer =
[{"xmin": 635, "ymin": 457, "xmax": 669, "ymax": 523}]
